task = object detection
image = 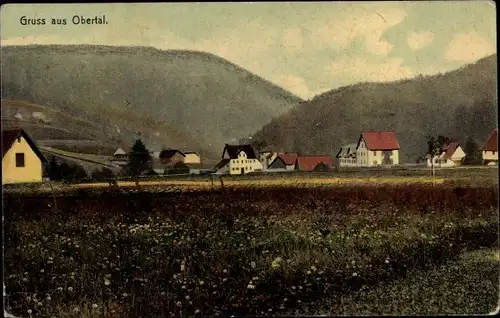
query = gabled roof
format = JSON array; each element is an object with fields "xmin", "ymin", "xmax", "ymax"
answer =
[
  {"xmin": 336, "ymin": 143, "xmax": 357, "ymax": 158},
  {"xmin": 441, "ymin": 142, "xmax": 461, "ymax": 159},
  {"xmin": 272, "ymin": 153, "xmax": 298, "ymax": 166},
  {"xmin": 214, "ymin": 158, "xmax": 230, "ymax": 170},
  {"xmin": 184, "ymin": 151, "xmax": 199, "ymax": 156},
  {"xmin": 481, "ymin": 128, "xmax": 498, "ymax": 151},
  {"xmin": 114, "ymin": 148, "xmax": 127, "ymax": 156},
  {"xmin": 295, "ymin": 155, "xmax": 333, "ymax": 171},
  {"xmin": 160, "ymin": 149, "xmax": 185, "ymax": 159},
  {"xmin": 359, "ymin": 131, "xmax": 400, "ymax": 150},
  {"xmin": 223, "ymin": 144, "xmax": 257, "ymax": 159},
  {"xmin": 2, "ymin": 128, "xmax": 47, "ymax": 162}
]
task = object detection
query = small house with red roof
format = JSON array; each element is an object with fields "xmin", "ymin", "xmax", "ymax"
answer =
[
  {"xmin": 481, "ymin": 128, "xmax": 498, "ymax": 165},
  {"xmin": 426, "ymin": 141, "xmax": 466, "ymax": 168},
  {"xmin": 356, "ymin": 131, "xmax": 400, "ymax": 166},
  {"xmin": 2, "ymin": 129, "xmax": 47, "ymax": 184},
  {"xmin": 268, "ymin": 153, "xmax": 298, "ymax": 170},
  {"xmin": 295, "ymin": 155, "xmax": 334, "ymax": 172}
]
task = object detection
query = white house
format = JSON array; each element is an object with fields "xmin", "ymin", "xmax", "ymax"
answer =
[
  {"xmin": 426, "ymin": 141, "xmax": 466, "ymax": 167},
  {"xmin": 356, "ymin": 131, "xmax": 400, "ymax": 167},
  {"xmin": 259, "ymin": 150, "xmax": 278, "ymax": 170},
  {"xmin": 214, "ymin": 144, "xmax": 263, "ymax": 175},
  {"xmin": 183, "ymin": 151, "xmax": 201, "ymax": 164},
  {"xmin": 32, "ymin": 111, "xmax": 49, "ymax": 124},
  {"xmin": 14, "ymin": 112, "xmax": 23, "ymax": 120},
  {"xmin": 336, "ymin": 143, "xmax": 357, "ymax": 167},
  {"xmin": 481, "ymin": 128, "xmax": 498, "ymax": 165}
]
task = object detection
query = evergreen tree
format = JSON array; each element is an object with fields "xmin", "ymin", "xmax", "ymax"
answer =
[
  {"xmin": 125, "ymin": 139, "xmax": 152, "ymax": 177},
  {"xmin": 463, "ymin": 136, "xmax": 482, "ymax": 165},
  {"xmin": 48, "ymin": 156, "xmax": 62, "ymax": 181}
]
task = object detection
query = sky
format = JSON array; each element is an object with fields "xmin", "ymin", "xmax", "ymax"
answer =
[{"xmin": 1, "ymin": 2, "xmax": 497, "ymax": 99}]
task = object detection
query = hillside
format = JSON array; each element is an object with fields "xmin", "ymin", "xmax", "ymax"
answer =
[
  {"xmin": 1, "ymin": 45, "xmax": 302, "ymax": 160},
  {"xmin": 252, "ymin": 54, "xmax": 498, "ymax": 163},
  {"xmin": 1, "ymin": 99, "xmax": 214, "ymax": 157}
]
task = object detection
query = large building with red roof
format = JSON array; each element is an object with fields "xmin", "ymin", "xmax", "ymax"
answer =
[
  {"xmin": 481, "ymin": 128, "xmax": 498, "ymax": 165},
  {"xmin": 356, "ymin": 131, "xmax": 400, "ymax": 166}
]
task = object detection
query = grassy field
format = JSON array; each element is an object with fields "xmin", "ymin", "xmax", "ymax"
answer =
[
  {"xmin": 3, "ymin": 165, "xmax": 498, "ymax": 195},
  {"xmin": 288, "ymin": 248, "xmax": 500, "ymax": 316},
  {"xmin": 3, "ymin": 182, "xmax": 498, "ymax": 317}
]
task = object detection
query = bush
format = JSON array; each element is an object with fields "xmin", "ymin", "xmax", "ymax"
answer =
[
  {"xmin": 166, "ymin": 162, "xmax": 190, "ymax": 175},
  {"xmin": 91, "ymin": 167, "xmax": 115, "ymax": 181}
]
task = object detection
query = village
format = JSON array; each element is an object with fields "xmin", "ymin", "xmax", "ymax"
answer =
[{"xmin": 1, "ymin": 127, "xmax": 498, "ymax": 185}]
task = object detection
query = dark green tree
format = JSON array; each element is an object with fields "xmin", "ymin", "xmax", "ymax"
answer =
[
  {"xmin": 125, "ymin": 139, "xmax": 152, "ymax": 178},
  {"xmin": 48, "ymin": 156, "xmax": 62, "ymax": 181},
  {"xmin": 167, "ymin": 162, "xmax": 190, "ymax": 175},
  {"xmin": 314, "ymin": 162, "xmax": 330, "ymax": 172},
  {"xmin": 426, "ymin": 134, "xmax": 451, "ymax": 175},
  {"xmin": 92, "ymin": 167, "xmax": 114, "ymax": 181},
  {"xmin": 59, "ymin": 162, "xmax": 87, "ymax": 184},
  {"xmin": 463, "ymin": 136, "xmax": 482, "ymax": 165}
]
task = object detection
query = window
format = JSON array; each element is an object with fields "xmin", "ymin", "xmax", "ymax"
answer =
[
  {"xmin": 16, "ymin": 153, "xmax": 25, "ymax": 167},
  {"xmin": 373, "ymin": 151, "xmax": 377, "ymax": 156},
  {"xmin": 373, "ymin": 160, "xmax": 377, "ymax": 165}
]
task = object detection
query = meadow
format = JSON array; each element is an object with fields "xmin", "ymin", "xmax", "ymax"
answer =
[{"xmin": 3, "ymin": 179, "xmax": 499, "ymax": 317}]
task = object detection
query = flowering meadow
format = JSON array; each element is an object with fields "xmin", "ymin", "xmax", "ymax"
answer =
[{"xmin": 3, "ymin": 183, "xmax": 499, "ymax": 317}]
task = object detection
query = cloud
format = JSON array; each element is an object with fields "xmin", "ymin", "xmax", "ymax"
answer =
[
  {"xmin": 273, "ymin": 74, "xmax": 324, "ymax": 99},
  {"xmin": 445, "ymin": 31, "xmax": 496, "ymax": 62},
  {"xmin": 407, "ymin": 31, "xmax": 435, "ymax": 50},
  {"xmin": 282, "ymin": 28, "xmax": 303, "ymax": 53},
  {"xmin": 1, "ymin": 35, "xmax": 62, "ymax": 46},
  {"xmin": 325, "ymin": 56, "xmax": 413, "ymax": 87},
  {"xmin": 312, "ymin": 7, "xmax": 407, "ymax": 56}
]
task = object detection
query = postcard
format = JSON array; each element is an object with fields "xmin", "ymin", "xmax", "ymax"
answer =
[{"xmin": 1, "ymin": 2, "xmax": 498, "ymax": 317}]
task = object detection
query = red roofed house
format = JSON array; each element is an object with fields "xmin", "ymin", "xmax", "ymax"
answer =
[
  {"xmin": 481, "ymin": 128, "xmax": 498, "ymax": 165},
  {"xmin": 426, "ymin": 141, "xmax": 466, "ymax": 168},
  {"xmin": 356, "ymin": 131, "xmax": 400, "ymax": 166},
  {"xmin": 2, "ymin": 129, "xmax": 47, "ymax": 184},
  {"xmin": 268, "ymin": 153, "xmax": 298, "ymax": 171},
  {"xmin": 295, "ymin": 155, "xmax": 334, "ymax": 172}
]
